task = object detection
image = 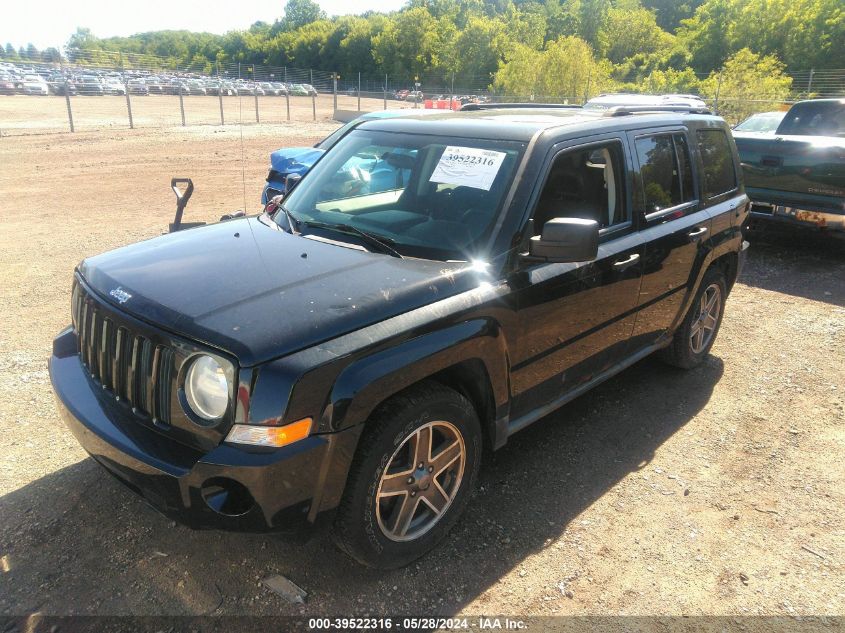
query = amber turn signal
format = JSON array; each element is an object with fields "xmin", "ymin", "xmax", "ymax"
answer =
[{"xmin": 225, "ymin": 418, "xmax": 313, "ymax": 447}]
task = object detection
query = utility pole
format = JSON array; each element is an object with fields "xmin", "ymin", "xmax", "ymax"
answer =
[
  {"xmin": 714, "ymin": 68, "xmax": 724, "ymax": 115},
  {"xmin": 333, "ymin": 73, "xmax": 338, "ymax": 112},
  {"xmin": 125, "ymin": 82, "xmax": 134, "ymax": 129},
  {"xmin": 64, "ymin": 78, "xmax": 74, "ymax": 133}
]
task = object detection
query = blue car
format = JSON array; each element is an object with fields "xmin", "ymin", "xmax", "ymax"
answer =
[{"xmin": 261, "ymin": 109, "xmax": 441, "ymax": 204}]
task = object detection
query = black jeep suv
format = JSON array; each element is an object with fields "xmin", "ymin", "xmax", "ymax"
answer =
[{"xmin": 50, "ymin": 105, "xmax": 749, "ymax": 568}]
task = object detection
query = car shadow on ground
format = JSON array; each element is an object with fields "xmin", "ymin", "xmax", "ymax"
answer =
[
  {"xmin": 1, "ymin": 355, "xmax": 723, "ymax": 617},
  {"xmin": 741, "ymin": 226, "xmax": 845, "ymax": 307}
]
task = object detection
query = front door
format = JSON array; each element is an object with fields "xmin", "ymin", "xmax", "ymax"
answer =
[{"xmin": 509, "ymin": 137, "xmax": 645, "ymax": 418}]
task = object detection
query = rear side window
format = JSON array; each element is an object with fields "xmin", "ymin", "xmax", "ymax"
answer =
[
  {"xmin": 696, "ymin": 129, "xmax": 737, "ymax": 198},
  {"xmin": 634, "ymin": 133, "xmax": 695, "ymax": 215}
]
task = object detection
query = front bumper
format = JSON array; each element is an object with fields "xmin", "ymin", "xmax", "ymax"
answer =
[
  {"xmin": 49, "ymin": 328, "xmax": 359, "ymax": 533},
  {"xmin": 750, "ymin": 203, "xmax": 845, "ymax": 233}
]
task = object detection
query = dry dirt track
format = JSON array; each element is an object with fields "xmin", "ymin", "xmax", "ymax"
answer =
[
  {"xmin": 0, "ymin": 125, "xmax": 843, "ymax": 623},
  {"xmin": 0, "ymin": 93, "xmax": 413, "ymax": 136}
]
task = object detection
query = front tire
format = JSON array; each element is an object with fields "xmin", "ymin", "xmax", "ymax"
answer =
[
  {"xmin": 331, "ymin": 382, "xmax": 481, "ymax": 569},
  {"xmin": 660, "ymin": 267, "xmax": 727, "ymax": 369}
]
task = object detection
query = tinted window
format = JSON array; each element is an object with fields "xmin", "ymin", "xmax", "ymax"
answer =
[
  {"xmin": 532, "ymin": 141, "xmax": 626, "ymax": 234},
  {"xmin": 777, "ymin": 101, "xmax": 845, "ymax": 137},
  {"xmin": 635, "ymin": 135, "xmax": 682, "ymax": 214},
  {"xmin": 696, "ymin": 129, "xmax": 737, "ymax": 198},
  {"xmin": 674, "ymin": 134, "xmax": 695, "ymax": 203}
]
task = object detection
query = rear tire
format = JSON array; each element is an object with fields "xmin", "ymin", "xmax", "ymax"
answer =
[
  {"xmin": 331, "ymin": 381, "xmax": 481, "ymax": 569},
  {"xmin": 660, "ymin": 267, "xmax": 727, "ymax": 369}
]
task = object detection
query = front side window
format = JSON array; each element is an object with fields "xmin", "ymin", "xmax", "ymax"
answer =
[
  {"xmin": 280, "ymin": 129, "xmax": 525, "ymax": 260},
  {"xmin": 531, "ymin": 141, "xmax": 627, "ymax": 235},
  {"xmin": 696, "ymin": 129, "xmax": 738, "ymax": 199}
]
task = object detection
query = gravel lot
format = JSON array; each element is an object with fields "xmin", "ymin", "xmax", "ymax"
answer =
[{"xmin": 0, "ymin": 124, "xmax": 843, "ymax": 620}]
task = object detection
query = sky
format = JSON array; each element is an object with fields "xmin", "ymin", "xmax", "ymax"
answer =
[{"xmin": 0, "ymin": 0, "xmax": 406, "ymax": 51}]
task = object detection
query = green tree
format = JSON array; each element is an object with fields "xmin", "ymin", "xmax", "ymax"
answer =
[
  {"xmin": 492, "ymin": 43, "xmax": 543, "ymax": 97},
  {"xmin": 640, "ymin": 0, "xmax": 705, "ymax": 32},
  {"xmin": 598, "ymin": 0, "xmax": 673, "ymax": 65},
  {"xmin": 42, "ymin": 47, "xmax": 63, "ymax": 63},
  {"xmin": 66, "ymin": 27, "xmax": 101, "ymax": 59},
  {"xmin": 445, "ymin": 15, "xmax": 507, "ymax": 80},
  {"xmin": 495, "ymin": 35, "xmax": 612, "ymax": 100},
  {"xmin": 372, "ymin": 7, "xmax": 450, "ymax": 76},
  {"xmin": 730, "ymin": 0, "xmax": 845, "ymax": 70},
  {"xmin": 276, "ymin": 0, "xmax": 327, "ymax": 33},
  {"xmin": 677, "ymin": 0, "xmax": 740, "ymax": 72},
  {"xmin": 700, "ymin": 48, "xmax": 792, "ymax": 124},
  {"xmin": 640, "ymin": 67, "xmax": 700, "ymax": 93},
  {"xmin": 576, "ymin": 0, "xmax": 611, "ymax": 47}
]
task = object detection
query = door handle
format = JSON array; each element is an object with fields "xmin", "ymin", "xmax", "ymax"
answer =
[
  {"xmin": 613, "ymin": 253, "xmax": 640, "ymax": 270},
  {"xmin": 688, "ymin": 226, "xmax": 709, "ymax": 241}
]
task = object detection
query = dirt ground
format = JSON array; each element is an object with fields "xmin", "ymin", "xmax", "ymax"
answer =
[
  {"xmin": 0, "ymin": 124, "xmax": 843, "ymax": 622},
  {"xmin": 0, "ymin": 93, "xmax": 413, "ymax": 136}
]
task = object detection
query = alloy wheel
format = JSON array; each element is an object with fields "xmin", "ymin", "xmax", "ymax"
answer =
[
  {"xmin": 376, "ymin": 421, "xmax": 466, "ymax": 542},
  {"xmin": 689, "ymin": 283, "xmax": 722, "ymax": 354}
]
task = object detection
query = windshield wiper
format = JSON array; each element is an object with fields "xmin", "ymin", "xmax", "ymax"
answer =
[
  {"xmin": 302, "ymin": 221, "xmax": 404, "ymax": 259},
  {"xmin": 277, "ymin": 204, "xmax": 301, "ymax": 235}
]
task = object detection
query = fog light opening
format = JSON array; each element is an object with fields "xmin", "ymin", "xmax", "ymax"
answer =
[{"xmin": 201, "ymin": 477, "xmax": 255, "ymax": 517}]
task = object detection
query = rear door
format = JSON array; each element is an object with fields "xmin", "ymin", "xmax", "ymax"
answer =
[{"xmin": 627, "ymin": 127, "xmax": 714, "ymax": 349}]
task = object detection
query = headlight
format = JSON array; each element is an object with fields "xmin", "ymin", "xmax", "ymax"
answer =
[{"xmin": 184, "ymin": 355, "xmax": 231, "ymax": 421}]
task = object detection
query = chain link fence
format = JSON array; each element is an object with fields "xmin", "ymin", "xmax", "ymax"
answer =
[{"xmin": 1, "ymin": 49, "xmax": 844, "ymax": 136}]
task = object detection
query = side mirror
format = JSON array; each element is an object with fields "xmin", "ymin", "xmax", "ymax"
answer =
[
  {"xmin": 285, "ymin": 173, "xmax": 302, "ymax": 194},
  {"xmin": 527, "ymin": 217, "xmax": 599, "ymax": 263}
]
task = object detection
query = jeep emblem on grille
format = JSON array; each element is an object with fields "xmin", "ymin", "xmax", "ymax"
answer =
[{"xmin": 109, "ymin": 287, "xmax": 132, "ymax": 304}]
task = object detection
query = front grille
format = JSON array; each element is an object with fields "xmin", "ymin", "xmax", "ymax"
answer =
[{"xmin": 71, "ymin": 282, "xmax": 174, "ymax": 425}]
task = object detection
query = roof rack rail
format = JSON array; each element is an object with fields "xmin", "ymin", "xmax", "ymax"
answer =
[
  {"xmin": 460, "ymin": 102, "xmax": 582, "ymax": 111},
  {"xmin": 603, "ymin": 105, "xmax": 712, "ymax": 116}
]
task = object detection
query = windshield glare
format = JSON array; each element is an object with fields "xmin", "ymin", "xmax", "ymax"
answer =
[{"xmin": 279, "ymin": 130, "xmax": 525, "ymax": 260}]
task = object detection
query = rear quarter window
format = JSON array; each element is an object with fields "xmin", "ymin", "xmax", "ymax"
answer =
[{"xmin": 696, "ymin": 129, "xmax": 737, "ymax": 199}]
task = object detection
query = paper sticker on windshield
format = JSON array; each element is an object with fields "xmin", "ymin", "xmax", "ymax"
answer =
[{"xmin": 429, "ymin": 146, "xmax": 507, "ymax": 191}]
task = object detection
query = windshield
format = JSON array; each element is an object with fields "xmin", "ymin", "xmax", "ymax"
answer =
[
  {"xmin": 777, "ymin": 101, "xmax": 845, "ymax": 137},
  {"xmin": 315, "ymin": 118, "xmax": 359, "ymax": 150},
  {"xmin": 278, "ymin": 129, "xmax": 525, "ymax": 261},
  {"xmin": 734, "ymin": 112, "xmax": 785, "ymax": 132}
]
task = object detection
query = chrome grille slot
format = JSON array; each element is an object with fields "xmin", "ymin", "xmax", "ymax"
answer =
[
  {"xmin": 73, "ymin": 283, "xmax": 176, "ymax": 426},
  {"xmin": 139, "ymin": 337, "xmax": 153, "ymax": 414},
  {"xmin": 98, "ymin": 318, "xmax": 112, "ymax": 388},
  {"xmin": 156, "ymin": 347, "xmax": 174, "ymax": 425}
]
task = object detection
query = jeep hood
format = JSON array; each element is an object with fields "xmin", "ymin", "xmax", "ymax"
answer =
[{"xmin": 78, "ymin": 217, "xmax": 477, "ymax": 366}]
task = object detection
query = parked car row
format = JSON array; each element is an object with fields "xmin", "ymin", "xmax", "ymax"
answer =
[{"xmin": 0, "ymin": 61, "xmax": 319, "ymax": 97}]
